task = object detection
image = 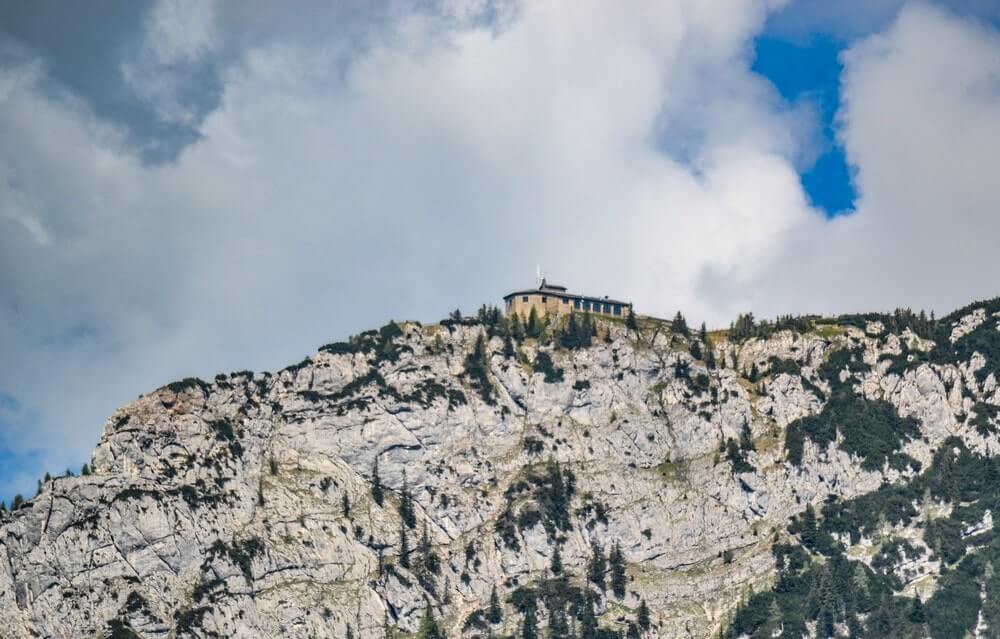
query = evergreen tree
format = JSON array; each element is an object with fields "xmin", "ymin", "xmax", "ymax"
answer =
[
  {"xmin": 503, "ymin": 334, "xmax": 515, "ymax": 359},
  {"xmin": 909, "ymin": 597, "xmax": 926, "ymax": 623},
  {"xmin": 610, "ymin": 541, "xmax": 627, "ymax": 599},
  {"xmin": 699, "ymin": 322, "xmax": 708, "ymax": 344},
  {"xmin": 739, "ymin": 421, "xmax": 754, "ymax": 453},
  {"xmin": 399, "ymin": 470, "xmax": 416, "ymax": 529},
  {"xmin": 561, "ymin": 313, "xmax": 581, "ymax": 349},
  {"xmin": 550, "ymin": 543, "xmax": 563, "ymax": 575},
  {"xmin": 371, "ymin": 457, "xmax": 384, "ymax": 507},
  {"xmin": 581, "ymin": 313, "xmax": 594, "ymax": 346},
  {"xmin": 416, "ymin": 604, "xmax": 445, "ymax": 639},
  {"xmin": 800, "ymin": 504, "xmax": 818, "ymax": 550},
  {"xmin": 747, "ymin": 362, "xmax": 759, "ymax": 383},
  {"xmin": 637, "ymin": 599, "xmax": 651, "ymax": 630},
  {"xmin": 527, "ymin": 307, "xmax": 541, "ymax": 339},
  {"xmin": 588, "ymin": 541, "xmax": 607, "ymax": 591},
  {"xmin": 419, "ymin": 522, "xmax": 440, "ymax": 575},
  {"xmin": 521, "ymin": 606, "xmax": 539, "ymax": 639},
  {"xmin": 511, "ymin": 314, "xmax": 525, "ymax": 341},
  {"xmin": 399, "ymin": 520, "xmax": 410, "ymax": 568},
  {"xmin": 671, "ymin": 311, "xmax": 689, "ymax": 337},
  {"xmin": 0, "ymin": 501, "xmax": 5, "ymax": 513},
  {"xmin": 580, "ymin": 594, "xmax": 598, "ymax": 639},
  {"xmin": 690, "ymin": 340, "xmax": 702, "ymax": 360},
  {"xmin": 342, "ymin": 493, "xmax": 351, "ymax": 518},
  {"xmin": 346, "ymin": 624, "xmax": 354, "ymax": 639},
  {"xmin": 626, "ymin": 623, "xmax": 640, "ymax": 639},
  {"xmin": 547, "ymin": 604, "xmax": 569, "ymax": 639},
  {"xmin": 487, "ymin": 585, "xmax": 503, "ymax": 624},
  {"xmin": 11, "ymin": 494, "xmax": 23, "ymax": 510},
  {"xmin": 626, "ymin": 308, "xmax": 638, "ymax": 330}
]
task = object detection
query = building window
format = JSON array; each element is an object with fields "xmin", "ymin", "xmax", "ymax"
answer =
[
  {"xmin": 614, "ymin": 304, "xmax": 622, "ymax": 315},
  {"xmin": 563, "ymin": 298, "xmax": 569, "ymax": 304},
  {"xmin": 522, "ymin": 296, "xmax": 528, "ymax": 303},
  {"xmin": 541, "ymin": 296, "xmax": 547, "ymax": 303}
]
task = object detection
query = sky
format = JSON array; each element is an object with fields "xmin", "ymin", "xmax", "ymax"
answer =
[{"xmin": 1, "ymin": 0, "xmax": 999, "ymax": 502}]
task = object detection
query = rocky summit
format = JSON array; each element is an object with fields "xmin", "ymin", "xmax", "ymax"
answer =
[{"xmin": 3, "ymin": 300, "xmax": 1000, "ymax": 639}]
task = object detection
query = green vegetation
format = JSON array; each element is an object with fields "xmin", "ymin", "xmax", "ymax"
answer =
[
  {"xmin": 784, "ymin": 389, "xmax": 920, "ymax": 471},
  {"xmin": 533, "ymin": 351, "xmax": 564, "ymax": 383},
  {"xmin": 464, "ymin": 333, "xmax": 496, "ymax": 404},
  {"xmin": 727, "ymin": 313, "xmax": 815, "ymax": 343},
  {"xmin": 727, "ymin": 437, "xmax": 1000, "ymax": 639},
  {"xmin": 165, "ymin": 377, "xmax": 210, "ymax": 395}
]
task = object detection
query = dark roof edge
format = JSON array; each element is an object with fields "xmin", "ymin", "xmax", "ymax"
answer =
[{"xmin": 503, "ymin": 289, "xmax": 632, "ymax": 306}]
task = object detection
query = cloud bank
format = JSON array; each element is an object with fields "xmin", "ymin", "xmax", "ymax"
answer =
[{"xmin": 0, "ymin": 0, "xmax": 998, "ymax": 499}]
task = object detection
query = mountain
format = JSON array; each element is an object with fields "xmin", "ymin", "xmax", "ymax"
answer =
[{"xmin": 2, "ymin": 300, "xmax": 1000, "ymax": 639}]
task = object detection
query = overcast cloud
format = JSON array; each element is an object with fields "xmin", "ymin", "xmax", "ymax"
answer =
[{"xmin": 1, "ymin": 0, "xmax": 998, "ymax": 500}]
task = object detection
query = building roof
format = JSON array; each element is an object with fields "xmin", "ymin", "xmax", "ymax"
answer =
[{"xmin": 503, "ymin": 286, "xmax": 631, "ymax": 307}]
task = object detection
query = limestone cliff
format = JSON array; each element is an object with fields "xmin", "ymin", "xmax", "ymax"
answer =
[{"xmin": 1, "ymin": 301, "xmax": 999, "ymax": 638}]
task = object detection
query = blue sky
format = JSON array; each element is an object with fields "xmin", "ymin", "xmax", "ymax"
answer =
[{"xmin": 1, "ymin": 0, "xmax": 999, "ymax": 503}]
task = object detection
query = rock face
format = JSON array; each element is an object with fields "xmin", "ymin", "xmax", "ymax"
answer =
[{"xmin": 1, "ymin": 304, "xmax": 999, "ymax": 639}]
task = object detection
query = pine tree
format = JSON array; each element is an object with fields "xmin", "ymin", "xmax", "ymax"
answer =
[
  {"xmin": 511, "ymin": 314, "xmax": 525, "ymax": 341},
  {"xmin": 739, "ymin": 421, "xmax": 754, "ymax": 453},
  {"xmin": 547, "ymin": 605, "xmax": 569, "ymax": 639},
  {"xmin": 503, "ymin": 333, "xmax": 515, "ymax": 358},
  {"xmin": 416, "ymin": 604, "xmax": 445, "ymax": 639},
  {"xmin": 626, "ymin": 308, "xmax": 638, "ymax": 330},
  {"xmin": 626, "ymin": 623, "xmax": 640, "ymax": 639},
  {"xmin": 399, "ymin": 520, "xmax": 410, "ymax": 568},
  {"xmin": 671, "ymin": 311, "xmax": 689, "ymax": 337},
  {"xmin": 342, "ymin": 493, "xmax": 351, "ymax": 518},
  {"xmin": 747, "ymin": 362, "xmax": 759, "ymax": 383},
  {"xmin": 372, "ymin": 457, "xmax": 384, "ymax": 507},
  {"xmin": 610, "ymin": 541, "xmax": 627, "ymax": 599},
  {"xmin": 580, "ymin": 593, "xmax": 598, "ymax": 639},
  {"xmin": 527, "ymin": 307, "xmax": 540, "ymax": 339},
  {"xmin": 690, "ymin": 340, "xmax": 702, "ymax": 360},
  {"xmin": 637, "ymin": 599, "xmax": 651, "ymax": 630},
  {"xmin": 11, "ymin": 494, "xmax": 23, "ymax": 510},
  {"xmin": 800, "ymin": 504, "xmax": 818, "ymax": 549},
  {"xmin": 419, "ymin": 522, "xmax": 440, "ymax": 575},
  {"xmin": 581, "ymin": 313, "xmax": 594, "ymax": 347},
  {"xmin": 487, "ymin": 585, "xmax": 503, "ymax": 624},
  {"xmin": 561, "ymin": 313, "xmax": 581, "ymax": 349},
  {"xmin": 909, "ymin": 596, "xmax": 926, "ymax": 623},
  {"xmin": 399, "ymin": 470, "xmax": 416, "ymax": 529},
  {"xmin": 0, "ymin": 501, "xmax": 5, "ymax": 513},
  {"xmin": 550, "ymin": 543, "xmax": 563, "ymax": 575},
  {"xmin": 346, "ymin": 624, "xmax": 354, "ymax": 639},
  {"xmin": 587, "ymin": 541, "xmax": 606, "ymax": 591},
  {"xmin": 521, "ymin": 607, "xmax": 538, "ymax": 639}
]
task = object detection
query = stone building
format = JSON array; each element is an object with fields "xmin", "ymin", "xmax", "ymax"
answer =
[{"xmin": 503, "ymin": 279, "xmax": 632, "ymax": 319}]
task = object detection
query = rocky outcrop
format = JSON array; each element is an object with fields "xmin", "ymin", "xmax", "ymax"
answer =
[{"xmin": 1, "ymin": 306, "xmax": 998, "ymax": 639}]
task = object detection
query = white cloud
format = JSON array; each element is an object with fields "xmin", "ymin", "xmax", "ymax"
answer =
[
  {"xmin": 1, "ymin": 0, "xmax": 999, "ymax": 500},
  {"xmin": 723, "ymin": 2, "xmax": 1000, "ymax": 317},
  {"xmin": 122, "ymin": 0, "xmax": 218, "ymax": 124}
]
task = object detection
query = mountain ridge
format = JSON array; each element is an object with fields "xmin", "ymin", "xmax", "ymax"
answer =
[{"xmin": 2, "ymin": 298, "xmax": 1000, "ymax": 638}]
